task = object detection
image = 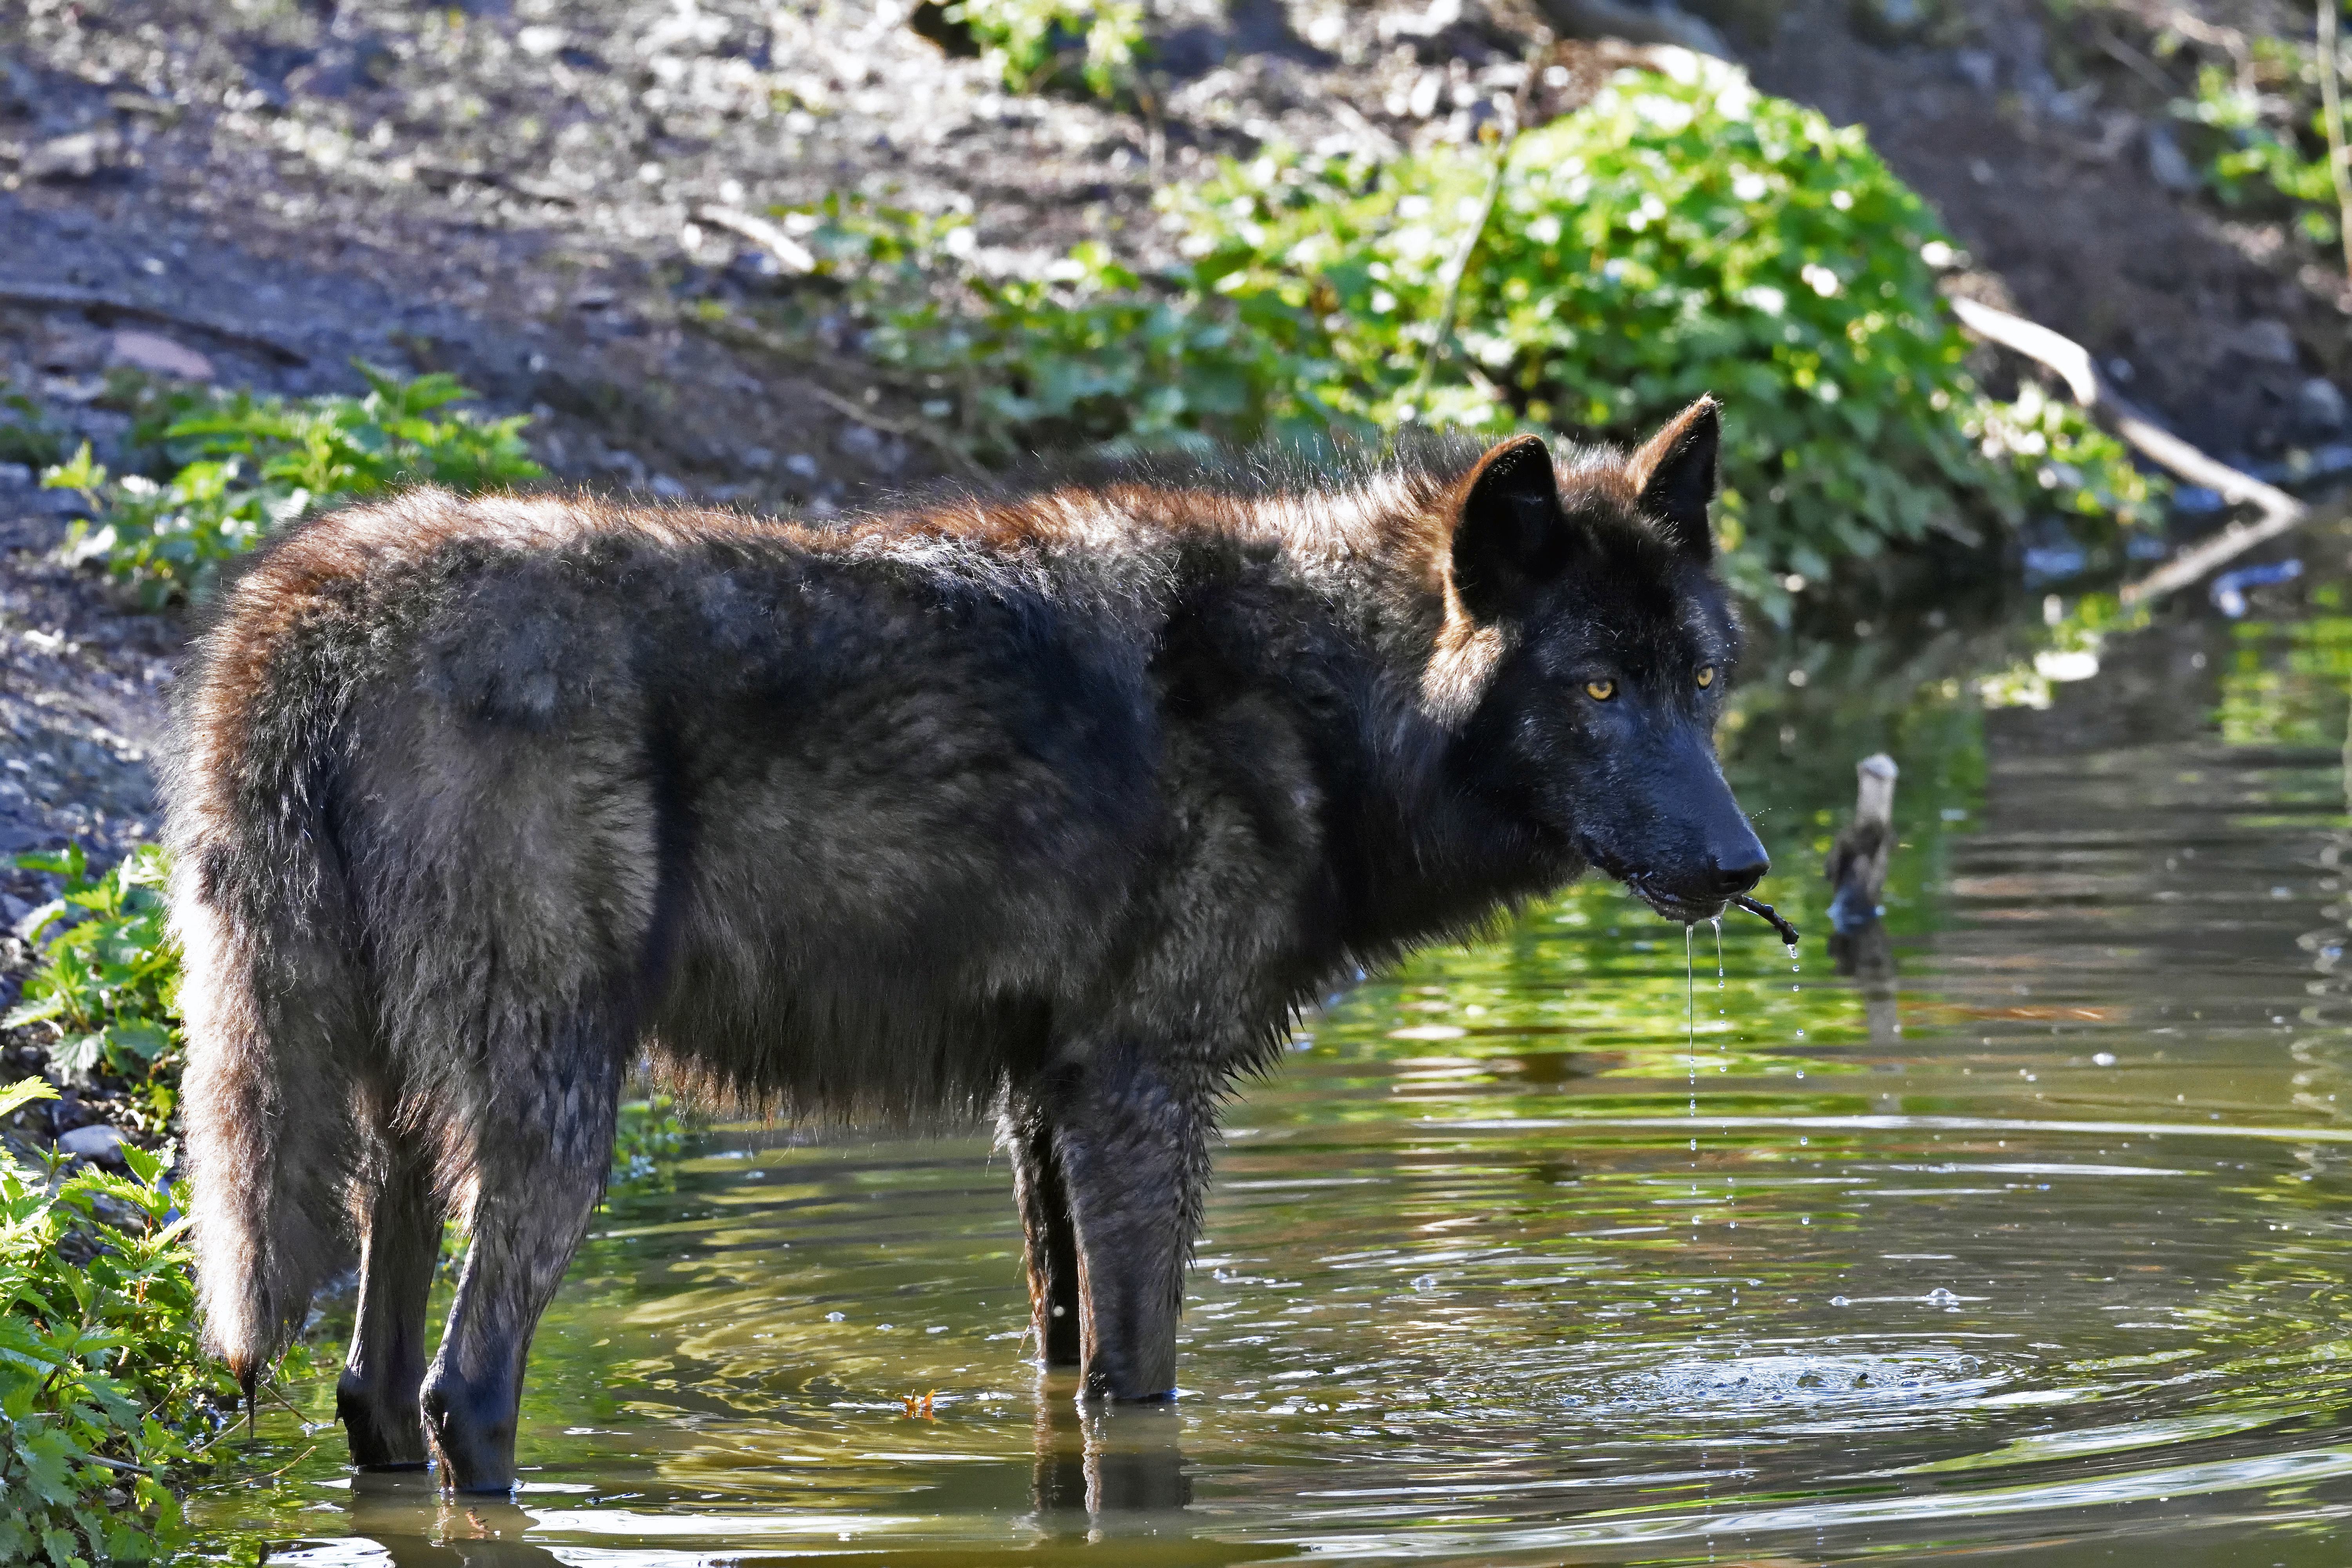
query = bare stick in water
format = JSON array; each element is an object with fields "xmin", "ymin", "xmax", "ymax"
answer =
[{"xmin": 1730, "ymin": 894, "xmax": 1800, "ymax": 946}]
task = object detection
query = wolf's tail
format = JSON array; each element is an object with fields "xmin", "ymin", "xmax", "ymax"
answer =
[{"xmin": 166, "ymin": 598, "xmax": 368, "ymax": 1386}]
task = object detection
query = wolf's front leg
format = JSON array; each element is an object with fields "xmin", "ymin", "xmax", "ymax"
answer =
[{"xmin": 1041, "ymin": 1054, "xmax": 1216, "ymax": 1401}]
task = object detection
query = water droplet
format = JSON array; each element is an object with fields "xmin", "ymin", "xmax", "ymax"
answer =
[
  {"xmin": 1830, "ymin": 1295, "xmax": 1850, "ymax": 1306},
  {"xmin": 826, "ymin": 1311, "xmax": 845, "ymax": 1321},
  {"xmin": 2092, "ymin": 1051, "xmax": 2117, "ymax": 1066},
  {"xmin": 1412, "ymin": 1274, "xmax": 1438, "ymax": 1292},
  {"xmin": 1923, "ymin": 1287, "xmax": 1959, "ymax": 1305}
]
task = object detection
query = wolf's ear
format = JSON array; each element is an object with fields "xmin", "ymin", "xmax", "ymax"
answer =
[
  {"xmin": 1452, "ymin": 434, "xmax": 1570, "ymax": 621},
  {"xmin": 1629, "ymin": 396, "xmax": 1719, "ymax": 561}
]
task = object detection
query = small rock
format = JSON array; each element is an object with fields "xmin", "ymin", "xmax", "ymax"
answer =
[
  {"xmin": 2146, "ymin": 124, "xmax": 2198, "ymax": 193},
  {"xmin": 25, "ymin": 132, "xmax": 96, "ymax": 181},
  {"xmin": 58, "ymin": 1123, "xmax": 125, "ymax": 1164},
  {"xmin": 2233, "ymin": 319, "xmax": 2299, "ymax": 365},
  {"xmin": 36, "ymin": 323, "xmax": 107, "ymax": 375},
  {"xmin": 290, "ymin": 35, "xmax": 397, "ymax": 98},
  {"xmin": 740, "ymin": 444, "xmax": 775, "ymax": 472},
  {"xmin": 2297, "ymin": 376, "xmax": 2348, "ymax": 436},
  {"xmin": 8, "ymin": 897, "xmax": 51, "ymax": 942},
  {"xmin": 649, "ymin": 472, "xmax": 687, "ymax": 499},
  {"xmin": 1952, "ymin": 49, "xmax": 1997, "ymax": 93},
  {"xmin": 24, "ymin": 129, "xmax": 124, "ymax": 182},
  {"xmin": 1852, "ymin": 0, "xmax": 1929, "ymax": 42},
  {"xmin": 110, "ymin": 330, "xmax": 214, "ymax": 382},
  {"xmin": 783, "ymin": 452, "xmax": 820, "ymax": 480}
]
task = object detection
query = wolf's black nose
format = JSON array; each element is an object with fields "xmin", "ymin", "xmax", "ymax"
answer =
[{"xmin": 1707, "ymin": 852, "xmax": 1768, "ymax": 898}]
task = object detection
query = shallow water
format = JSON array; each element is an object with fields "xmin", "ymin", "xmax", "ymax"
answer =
[{"xmin": 191, "ymin": 596, "xmax": 2352, "ymax": 1564}]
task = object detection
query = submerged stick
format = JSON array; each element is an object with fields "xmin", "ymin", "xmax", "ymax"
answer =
[{"xmin": 1730, "ymin": 893, "xmax": 1801, "ymax": 946}]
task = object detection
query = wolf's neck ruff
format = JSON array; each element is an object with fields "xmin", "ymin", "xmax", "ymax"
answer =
[{"xmin": 166, "ymin": 406, "xmax": 1768, "ymax": 1492}]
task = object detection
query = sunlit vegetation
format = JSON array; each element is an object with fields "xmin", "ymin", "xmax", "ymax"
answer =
[
  {"xmin": 40, "ymin": 365, "xmax": 541, "ymax": 607},
  {"xmin": 0, "ymin": 1080, "xmax": 239, "ymax": 1566},
  {"xmin": 786, "ymin": 53, "xmax": 2156, "ymax": 612}
]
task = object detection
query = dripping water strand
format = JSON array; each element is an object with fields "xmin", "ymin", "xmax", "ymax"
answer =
[
  {"xmin": 1685, "ymin": 921, "xmax": 1698, "ymax": 1119},
  {"xmin": 1686, "ymin": 923, "xmax": 1700, "ymax": 1251}
]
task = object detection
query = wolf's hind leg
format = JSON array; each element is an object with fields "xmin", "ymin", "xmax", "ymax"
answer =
[
  {"xmin": 1043, "ymin": 1055, "xmax": 1216, "ymax": 1401},
  {"xmin": 1001, "ymin": 1089, "xmax": 1083, "ymax": 1366},
  {"xmin": 421, "ymin": 1019, "xmax": 625, "ymax": 1494},
  {"xmin": 337, "ymin": 1137, "xmax": 445, "ymax": 1469}
]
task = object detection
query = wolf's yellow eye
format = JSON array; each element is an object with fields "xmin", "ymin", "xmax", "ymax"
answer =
[
  {"xmin": 1696, "ymin": 666, "xmax": 1716, "ymax": 689},
  {"xmin": 1585, "ymin": 679, "xmax": 1616, "ymax": 701}
]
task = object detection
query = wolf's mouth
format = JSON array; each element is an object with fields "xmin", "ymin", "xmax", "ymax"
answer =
[
  {"xmin": 1575, "ymin": 843, "xmax": 1732, "ymax": 925},
  {"xmin": 1626, "ymin": 875, "xmax": 1729, "ymax": 925}
]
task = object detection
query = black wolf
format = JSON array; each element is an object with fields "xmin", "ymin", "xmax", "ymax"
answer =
[{"xmin": 167, "ymin": 398, "xmax": 1768, "ymax": 1492}]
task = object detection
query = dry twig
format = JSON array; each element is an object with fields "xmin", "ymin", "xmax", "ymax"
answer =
[
  {"xmin": 1404, "ymin": 60, "xmax": 1540, "ymax": 422},
  {"xmin": 693, "ymin": 205, "xmax": 816, "ymax": 275}
]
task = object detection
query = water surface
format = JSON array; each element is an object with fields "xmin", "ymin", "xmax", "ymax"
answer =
[{"xmin": 192, "ymin": 595, "xmax": 2352, "ymax": 1564}]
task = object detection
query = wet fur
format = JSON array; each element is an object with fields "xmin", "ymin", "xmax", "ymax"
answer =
[{"xmin": 167, "ymin": 409, "xmax": 1758, "ymax": 1488}]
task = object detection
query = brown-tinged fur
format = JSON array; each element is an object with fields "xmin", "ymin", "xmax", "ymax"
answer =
[{"xmin": 168, "ymin": 405, "xmax": 1768, "ymax": 1491}]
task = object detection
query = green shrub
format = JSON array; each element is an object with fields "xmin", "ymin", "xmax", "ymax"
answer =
[
  {"xmin": 943, "ymin": 0, "xmax": 1143, "ymax": 96},
  {"xmin": 0, "ymin": 1080, "xmax": 237, "ymax": 1566},
  {"xmin": 4, "ymin": 846, "xmax": 180, "ymax": 1132},
  {"xmin": 41, "ymin": 363, "xmax": 541, "ymax": 607},
  {"xmin": 813, "ymin": 53, "xmax": 2154, "ymax": 608}
]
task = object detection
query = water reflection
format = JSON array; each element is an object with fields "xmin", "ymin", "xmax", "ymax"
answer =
[
  {"xmin": 194, "ymin": 593, "xmax": 2352, "ymax": 1564},
  {"xmin": 1031, "ymin": 1385, "xmax": 1189, "ymax": 1519}
]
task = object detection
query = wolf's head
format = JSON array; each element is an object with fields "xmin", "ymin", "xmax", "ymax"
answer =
[{"xmin": 1445, "ymin": 397, "xmax": 1768, "ymax": 923}]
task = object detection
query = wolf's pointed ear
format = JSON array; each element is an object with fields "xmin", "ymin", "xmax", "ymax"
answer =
[
  {"xmin": 1629, "ymin": 396, "xmax": 1720, "ymax": 561},
  {"xmin": 1452, "ymin": 434, "xmax": 1569, "ymax": 621}
]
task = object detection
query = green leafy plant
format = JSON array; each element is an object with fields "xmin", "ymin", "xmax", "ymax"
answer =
[
  {"xmin": 0, "ymin": 1079, "xmax": 240, "ymax": 1566},
  {"xmin": 41, "ymin": 363, "xmax": 541, "ymax": 606},
  {"xmin": 798, "ymin": 53, "xmax": 2156, "ymax": 608},
  {"xmin": 4, "ymin": 846, "xmax": 181, "ymax": 1131},
  {"xmin": 944, "ymin": 0, "xmax": 1143, "ymax": 96}
]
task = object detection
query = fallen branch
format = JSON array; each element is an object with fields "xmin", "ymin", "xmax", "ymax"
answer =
[
  {"xmin": 693, "ymin": 204, "xmax": 816, "ymax": 275},
  {"xmin": 0, "ymin": 284, "xmax": 309, "ymax": 365},
  {"xmin": 1949, "ymin": 296, "xmax": 2321, "ymax": 606}
]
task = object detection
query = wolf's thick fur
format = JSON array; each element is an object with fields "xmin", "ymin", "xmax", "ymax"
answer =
[{"xmin": 169, "ymin": 402, "xmax": 1766, "ymax": 1490}]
